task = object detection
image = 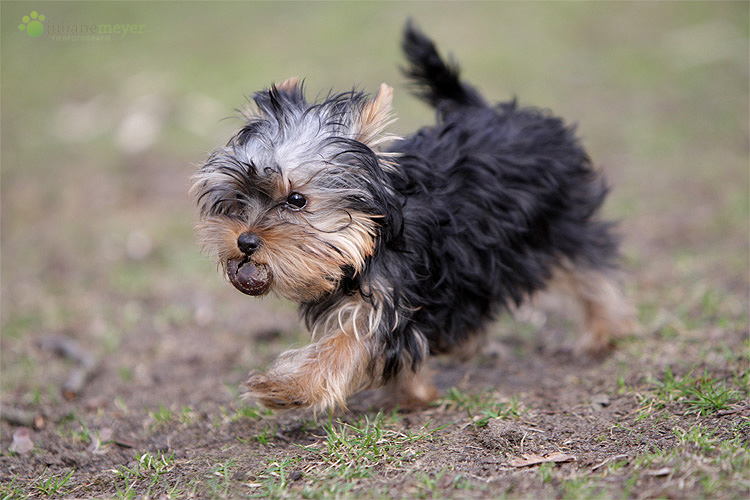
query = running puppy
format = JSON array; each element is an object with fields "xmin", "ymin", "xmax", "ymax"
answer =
[{"xmin": 190, "ymin": 22, "xmax": 632, "ymax": 411}]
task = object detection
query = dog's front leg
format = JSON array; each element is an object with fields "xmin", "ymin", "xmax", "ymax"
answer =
[{"xmin": 243, "ymin": 324, "xmax": 374, "ymax": 411}]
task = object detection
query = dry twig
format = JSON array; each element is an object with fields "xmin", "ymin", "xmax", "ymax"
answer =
[{"xmin": 39, "ymin": 334, "xmax": 98, "ymax": 399}]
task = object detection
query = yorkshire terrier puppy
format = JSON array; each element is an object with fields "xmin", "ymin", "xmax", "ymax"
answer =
[{"xmin": 190, "ymin": 23, "xmax": 632, "ymax": 411}]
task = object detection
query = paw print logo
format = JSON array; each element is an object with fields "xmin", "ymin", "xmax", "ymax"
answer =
[{"xmin": 19, "ymin": 11, "xmax": 45, "ymax": 37}]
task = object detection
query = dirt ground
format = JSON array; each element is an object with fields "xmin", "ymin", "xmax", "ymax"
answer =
[
  {"xmin": 1, "ymin": 280, "xmax": 747, "ymax": 499},
  {"xmin": 2, "ymin": 275, "xmax": 749, "ymax": 500},
  {"xmin": 1, "ymin": 2, "xmax": 748, "ymax": 499}
]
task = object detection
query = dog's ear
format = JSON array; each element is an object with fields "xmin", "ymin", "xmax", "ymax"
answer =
[
  {"xmin": 356, "ymin": 83, "xmax": 396, "ymax": 148},
  {"xmin": 273, "ymin": 77, "xmax": 306, "ymax": 104},
  {"xmin": 253, "ymin": 77, "xmax": 306, "ymax": 116},
  {"xmin": 276, "ymin": 77, "xmax": 301, "ymax": 94}
]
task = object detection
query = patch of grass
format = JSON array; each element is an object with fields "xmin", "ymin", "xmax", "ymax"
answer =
[
  {"xmin": 452, "ymin": 473, "xmax": 477, "ymax": 491},
  {"xmin": 1, "ymin": 475, "xmax": 27, "ymax": 500},
  {"xmin": 118, "ymin": 367, "xmax": 133, "ymax": 382},
  {"xmin": 616, "ymin": 373, "xmax": 630, "ymax": 394},
  {"xmin": 217, "ymin": 401, "xmax": 274, "ymax": 426},
  {"xmin": 205, "ymin": 459, "xmax": 237, "ymax": 498},
  {"xmin": 640, "ymin": 366, "xmax": 743, "ymax": 417},
  {"xmin": 114, "ymin": 451, "xmax": 177, "ymax": 499},
  {"xmin": 238, "ymin": 423, "xmax": 278, "ymax": 446},
  {"xmin": 538, "ymin": 462, "xmax": 555, "ymax": 484},
  {"xmin": 606, "ymin": 457, "xmax": 630, "ymax": 475},
  {"xmin": 647, "ymin": 365, "xmax": 681, "ymax": 406},
  {"xmin": 249, "ymin": 457, "xmax": 299, "ymax": 499},
  {"xmin": 114, "ymin": 395, "xmax": 128, "ymax": 412},
  {"xmin": 231, "ymin": 402, "xmax": 273, "ymax": 420},
  {"xmin": 179, "ymin": 405, "xmax": 195, "ymax": 425},
  {"xmin": 55, "ymin": 412, "xmax": 99, "ymax": 446},
  {"xmin": 559, "ymin": 476, "xmax": 603, "ymax": 500},
  {"xmin": 256, "ymin": 411, "xmax": 447, "ymax": 497},
  {"xmin": 620, "ymin": 470, "xmax": 640, "ymax": 500},
  {"xmin": 34, "ymin": 468, "xmax": 75, "ymax": 497},
  {"xmin": 673, "ymin": 424, "xmax": 717, "ymax": 453},
  {"xmin": 616, "ymin": 420, "xmax": 750, "ymax": 499},
  {"xmin": 254, "ymin": 423, "xmax": 276, "ymax": 445},
  {"xmin": 150, "ymin": 403, "xmax": 174, "ymax": 427},
  {"xmin": 679, "ymin": 375, "xmax": 741, "ymax": 415},
  {"xmin": 74, "ymin": 419, "xmax": 96, "ymax": 446},
  {"xmin": 299, "ymin": 479, "xmax": 356, "ymax": 499},
  {"xmin": 313, "ymin": 412, "xmax": 423, "ymax": 479},
  {"xmin": 441, "ymin": 387, "xmax": 524, "ymax": 426},
  {"xmin": 415, "ymin": 468, "xmax": 449, "ymax": 499}
]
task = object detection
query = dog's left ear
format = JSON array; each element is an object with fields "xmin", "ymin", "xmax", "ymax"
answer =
[
  {"xmin": 272, "ymin": 76, "xmax": 306, "ymax": 104},
  {"xmin": 254, "ymin": 77, "xmax": 306, "ymax": 117},
  {"xmin": 276, "ymin": 77, "xmax": 301, "ymax": 94},
  {"xmin": 356, "ymin": 83, "xmax": 396, "ymax": 148}
]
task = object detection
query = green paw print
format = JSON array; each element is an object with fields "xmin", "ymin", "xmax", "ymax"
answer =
[{"xmin": 19, "ymin": 11, "xmax": 45, "ymax": 37}]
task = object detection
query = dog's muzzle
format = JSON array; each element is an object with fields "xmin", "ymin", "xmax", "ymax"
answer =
[{"xmin": 226, "ymin": 257, "xmax": 271, "ymax": 296}]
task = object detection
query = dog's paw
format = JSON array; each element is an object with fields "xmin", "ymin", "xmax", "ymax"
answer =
[
  {"xmin": 575, "ymin": 336, "xmax": 616, "ymax": 358},
  {"xmin": 242, "ymin": 371, "xmax": 309, "ymax": 409}
]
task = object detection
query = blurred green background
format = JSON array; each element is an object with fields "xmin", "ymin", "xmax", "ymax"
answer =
[{"xmin": 1, "ymin": 1, "xmax": 748, "ymax": 391}]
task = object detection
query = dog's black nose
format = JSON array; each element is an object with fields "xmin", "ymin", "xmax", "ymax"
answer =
[{"xmin": 237, "ymin": 232, "xmax": 261, "ymax": 256}]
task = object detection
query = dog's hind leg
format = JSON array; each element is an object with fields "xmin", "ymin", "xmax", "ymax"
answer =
[{"xmin": 545, "ymin": 263, "xmax": 635, "ymax": 355}]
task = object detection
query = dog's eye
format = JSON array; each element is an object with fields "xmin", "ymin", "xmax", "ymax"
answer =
[{"xmin": 286, "ymin": 192, "xmax": 307, "ymax": 210}]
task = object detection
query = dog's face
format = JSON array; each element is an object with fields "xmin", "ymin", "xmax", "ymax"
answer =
[{"xmin": 190, "ymin": 79, "xmax": 399, "ymax": 303}]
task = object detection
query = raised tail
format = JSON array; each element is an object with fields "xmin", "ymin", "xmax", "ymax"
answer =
[{"xmin": 401, "ymin": 21, "xmax": 486, "ymax": 112}]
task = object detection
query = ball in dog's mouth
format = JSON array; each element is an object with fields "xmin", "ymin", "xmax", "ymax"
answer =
[{"xmin": 226, "ymin": 257, "xmax": 271, "ymax": 296}]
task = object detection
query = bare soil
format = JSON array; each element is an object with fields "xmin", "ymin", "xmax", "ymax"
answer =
[{"xmin": 1, "ymin": 245, "xmax": 747, "ymax": 499}]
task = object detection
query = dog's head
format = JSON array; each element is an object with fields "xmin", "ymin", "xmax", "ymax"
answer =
[{"xmin": 190, "ymin": 79, "xmax": 401, "ymax": 303}]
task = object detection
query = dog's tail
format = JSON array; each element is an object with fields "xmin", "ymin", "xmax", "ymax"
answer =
[{"xmin": 401, "ymin": 21, "xmax": 486, "ymax": 113}]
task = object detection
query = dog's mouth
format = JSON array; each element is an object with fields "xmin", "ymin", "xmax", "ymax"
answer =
[{"xmin": 226, "ymin": 257, "xmax": 272, "ymax": 296}]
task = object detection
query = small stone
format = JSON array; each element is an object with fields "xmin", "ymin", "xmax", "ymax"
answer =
[
  {"xmin": 9, "ymin": 428, "xmax": 34, "ymax": 455},
  {"xmin": 590, "ymin": 393, "xmax": 611, "ymax": 410}
]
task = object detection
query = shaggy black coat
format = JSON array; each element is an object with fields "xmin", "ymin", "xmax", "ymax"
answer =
[{"xmin": 303, "ymin": 23, "xmax": 619, "ymax": 381}]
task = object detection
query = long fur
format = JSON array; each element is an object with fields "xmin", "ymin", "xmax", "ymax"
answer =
[
  {"xmin": 190, "ymin": 22, "xmax": 627, "ymax": 410},
  {"xmin": 304, "ymin": 23, "xmax": 620, "ymax": 382}
]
